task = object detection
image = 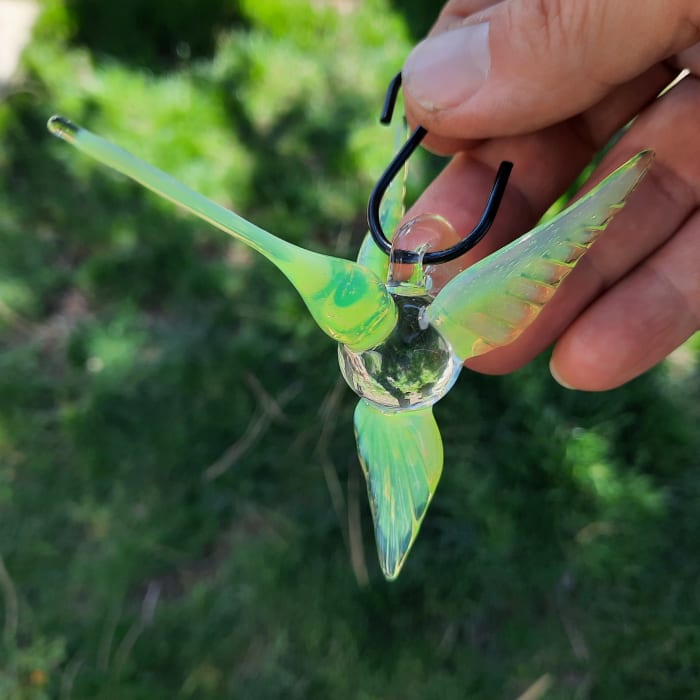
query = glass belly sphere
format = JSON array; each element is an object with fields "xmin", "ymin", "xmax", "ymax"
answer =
[{"xmin": 338, "ymin": 295, "xmax": 462, "ymax": 411}]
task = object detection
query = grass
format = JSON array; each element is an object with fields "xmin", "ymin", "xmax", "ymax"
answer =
[{"xmin": 1, "ymin": 1, "xmax": 699, "ymax": 698}]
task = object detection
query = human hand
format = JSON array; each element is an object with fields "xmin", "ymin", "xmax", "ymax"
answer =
[{"xmin": 401, "ymin": 0, "xmax": 700, "ymax": 390}]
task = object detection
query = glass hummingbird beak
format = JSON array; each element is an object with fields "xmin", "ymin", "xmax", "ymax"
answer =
[
  {"xmin": 48, "ymin": 76, "xmax": 653, "ymax": 580},
  {"xmin": 47, "ymin": 116, "xmax": 397, "ymax": 353}
]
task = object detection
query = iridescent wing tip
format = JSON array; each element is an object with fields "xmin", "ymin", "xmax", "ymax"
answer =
[{"xmin": 426, "ymin": 150, "xmax": 655, "ymax": 361}]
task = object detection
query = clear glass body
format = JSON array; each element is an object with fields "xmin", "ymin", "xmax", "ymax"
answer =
[{"xmin": 338, "ymin": 294, "xmax": 462, "ymax": 411}]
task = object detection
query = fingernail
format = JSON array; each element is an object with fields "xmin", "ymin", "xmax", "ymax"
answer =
[
  {"xmin": 403, "ymin": 22, "xmax": 491, "ymax": 111},
  {"xmin": 550, "ymin": 359, "xmax": 575, "ymax": 390}
]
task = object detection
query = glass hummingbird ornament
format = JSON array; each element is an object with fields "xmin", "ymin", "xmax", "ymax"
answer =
[{"xmin": 48, "ymin": 87, "xmax": 652, "ymax": 580}]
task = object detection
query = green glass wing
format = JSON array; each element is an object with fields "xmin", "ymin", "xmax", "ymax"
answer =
[
  {"xmin": 47, "ymin": 116, "xmax": 396, "ymax": 352},
  {"xmin": 425, "ymin": 151, "xmax": 654, "ymax": 360},
  {"xmin": 356, "ymin": 113, "xmax": 409, "ymax": 280},
  {"xmin": 354, "ymin": 399, "xmax": 443, "ymax": 580}
]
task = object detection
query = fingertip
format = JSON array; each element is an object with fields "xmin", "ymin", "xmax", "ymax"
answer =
[
  {"xmin": 549, "ymin": 330, "xmax": 625, "ymax": 392},
  {"xmin": 549, "ymin": 357, "xmax": 576, "ymax": 390},
  {"xmin": 403, "ymin": 21, "xmax": 491, "ymax": 115}
]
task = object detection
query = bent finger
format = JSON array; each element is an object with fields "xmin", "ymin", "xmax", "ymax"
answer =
[
  {"xmin": 550, "ymin": 208, "xmax": 700, "ymax": 390},
  {"xmin": 463, "ymin": 76, "xmax": 700, "ymax": 374}
]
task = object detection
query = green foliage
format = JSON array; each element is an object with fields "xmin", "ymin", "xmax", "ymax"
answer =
[
  {"xmin": 1, "ymin": 1, "xmax": 699, "ymax": 698},
  {"xmin": 0, "ymin": 636, "xmax": 66, "ymax": 700}
]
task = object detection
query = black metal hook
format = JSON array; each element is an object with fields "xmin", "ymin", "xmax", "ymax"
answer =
[{"xmin": 367, "ymin": 72, "xmax": 513, "ymax": 265}]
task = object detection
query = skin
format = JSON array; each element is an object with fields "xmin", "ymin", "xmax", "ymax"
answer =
[{"xmin": 400, "ymin": 0, "xmax": 700, "ymax": 390}]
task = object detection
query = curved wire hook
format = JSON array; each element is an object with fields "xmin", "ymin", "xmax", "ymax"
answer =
[{"xmin": 367, "ymin": 73, "xmax": 513, "ymax": 265}]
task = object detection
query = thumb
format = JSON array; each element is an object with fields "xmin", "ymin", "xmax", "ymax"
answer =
[{"xmin": 402, "ymin": 0, "xmax": 699, "ymax": 139}]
